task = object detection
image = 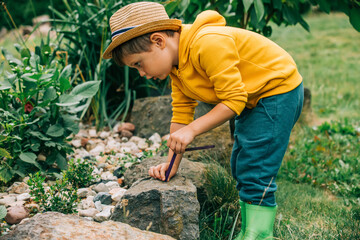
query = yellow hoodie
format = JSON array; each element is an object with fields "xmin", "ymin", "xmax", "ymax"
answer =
[{"xmin": 170, "ymin": 10, "xmax": 302, "ymax": 125}]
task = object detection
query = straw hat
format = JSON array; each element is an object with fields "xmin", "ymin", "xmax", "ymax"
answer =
[{"xmin": 102, "ymin": 2, "xmax": 182, "ymax": 59}]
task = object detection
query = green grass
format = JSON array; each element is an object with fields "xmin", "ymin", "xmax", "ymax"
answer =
[
  {"xmin": 275, "ymin": 179, "xmax": 360, "ymax": 239},
  {"xmin": 270, "ymin": 12, "xmax": 360, "ymax": 121},
  {"xmin": 200, "ymin": 12, "xmax": 360, "ymax": 240}
]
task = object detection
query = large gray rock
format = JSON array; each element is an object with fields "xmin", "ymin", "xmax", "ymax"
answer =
[
  {"xmin": 123, "ymin": 156, "xmax": 206, "ymax": 189},
  {"xmin": 0, "ymin": 212, "xmax": 175, "ymax": 240},
  {"xmin": 111, "ymin": 176, "xmax": 200, "ymax": 240},
  {"xmin": 130, "ymin": 95, "xmax": 221, "ymax": 138},
  {"xmin": 130, "ymin": 95, "xmax": 172, "ymax": 138}
]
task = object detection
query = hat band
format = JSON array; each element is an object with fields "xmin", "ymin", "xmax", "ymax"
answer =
[{"xmin": 111, "ymin": 25, "xmax": 140, "ymax": 39}]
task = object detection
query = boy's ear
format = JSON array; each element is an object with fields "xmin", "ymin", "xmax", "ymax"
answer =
[{"xmin": 150, "ymin": 32, "xmax": 166, "ymax": 49}]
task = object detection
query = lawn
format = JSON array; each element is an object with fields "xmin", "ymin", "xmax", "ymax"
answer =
[{"xmin": 271, "ymin": 12, "xmax": 360, "ymax": 240}]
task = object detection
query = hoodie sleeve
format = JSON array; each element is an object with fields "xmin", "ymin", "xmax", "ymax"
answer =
[
  {"xmin": 192, "ymin": 33, "xmax": 248, "ymax": 115},
  {"xmin": 170, "ymin": 73, "xmax": 199, "ymax": 124}
]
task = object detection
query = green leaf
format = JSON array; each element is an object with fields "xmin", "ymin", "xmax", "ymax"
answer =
[
  {"xmin": 317, "ymin": 0, "xmax": 331, "ymax": 14},
  {"xmin": 43, "ymin": 87, "xmax": 57, "ymax": 101},
  {"xmin": 165, "ymin": 0, "xmax": 180, "ymax": 16},
  {"xmin": 349, "ymin": 7, "xmax": 360, "ymax": 32},
  {"xmin": 46, "ymin": 124, "xmax": 65, "ymax": 137},
  {"xmin": 57, "ymin": 94, "xmax": 82, "ymax": 107},
  {"xmin": 272, "ymin": 0, "xmax": 282, "ymax": 10},
  {"xmin": 243, "ymin": 0, "xmax": 254, "ymax": 13},
  {"xmin": 60, "ymin": 77, "xmax": 71, "ymax": 92},
  {"xmin": 0, "ymin": 148, "xmax": 12, "ymax": 159},
  {"xmin": 70, "ymin": 81, "xmax": 101, "ymax": 99},
  {"xmin": 0, "ymin": 79, "xmax": 12, "ymax": 90},
  {"xmin": 20, "ymin": 48, "xmax": 31, "ymax": 59},
  {"xmin": 28, "ymin": 131, "xmax": 51, "ymax": 141},
  {"xmin": 0, "ymin": 205, "xmax": 7, "ymax": 219},
  {"xmin": 254, "ymin": 0, "xmax": 265, "ymax": 22},
  {"xmin": 19, "ymin": 152, "xmax": 37, "ymax": 164},
  {"xmin": 62, "ymin": 114, "xmax": 80, "ymax": 134},
  {"xmin": 0, "ymin": 166, "xmax": 13, "ymax": 183},
  {"xmin": 56, "ymin": 153, "xmax": 68, "ymax": 170},
  {"xmin": 59, "ymin": 64, "xmax": 72, "ymax": 80}
]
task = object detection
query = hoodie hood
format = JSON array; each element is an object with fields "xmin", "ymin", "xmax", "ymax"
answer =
[{"xmin": 178, "ymin": 10, "xmax": 226, "ymax": 68}]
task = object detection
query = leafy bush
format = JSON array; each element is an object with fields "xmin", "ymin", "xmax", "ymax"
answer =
[
  {"xmin": 28, "ymin": 171, "xmax": 79, "ymax": 214},
  {"xmin": 0, "ymin": 41, "xmax": 100, "ymax": 184},
  {"xmin": 48, "ymin": 0, "xmax": 173, "ymax": 129},
  {"xmin": 27, "ymin": 157, "xmax": 98, "ymax": 214},
  {"xmin": 166, "ymin": 0, "xmax": 360, "ymax": 36},
  {"xmin": 64, "ymin": 158, "xmax": 99, "ymax": 188},
  {"xmin": 280, "ymin": 119, "xmax": 360, "ymax": 205}
]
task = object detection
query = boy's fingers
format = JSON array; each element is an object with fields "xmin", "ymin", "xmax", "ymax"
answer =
[
  {"xmin": 160, "ymin": 164, "xmax": 167, "ymax": 181},
  {"xmin": 154, "ymin": 165, "xmax": 162, "ymax": 179}
]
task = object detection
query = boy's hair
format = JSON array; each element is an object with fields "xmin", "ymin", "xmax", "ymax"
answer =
[{"xmin": 112, "ymin": 30, "xmax": 176, "ymax": 66}]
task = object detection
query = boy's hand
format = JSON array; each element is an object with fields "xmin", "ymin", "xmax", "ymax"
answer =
[
  {"xmin": 167, "ymin": 126, "xmax": 195, "ymax": 154},
  {"xmin": 148, "ymin": 162, "xmax": 178, "ymax": 182}
]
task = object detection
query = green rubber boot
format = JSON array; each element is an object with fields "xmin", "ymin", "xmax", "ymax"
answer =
[
  {"xmin": 241, "ymin": 203, "xmax": 277, "ymax": 240},
  {"xmin": 234, "ymin": 200, "xmax": 246, "ymax": 239}
]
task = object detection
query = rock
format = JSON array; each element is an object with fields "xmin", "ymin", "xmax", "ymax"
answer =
[
  {"xmin": 88, "ymin": 129, "xmax": 97, "ymax": 138},
  {"xmin": 110, "ymin": 188, "xmax": 127, "ymax": 202},
  {"xmin": 111, "ymin": 176, "xmax": 200, "ymax": 240},
  {"xmin": 9, "ymin": 201, "xmax": 26, "ymax": 207},
  {"xmin": 137, "ymin": 139, "xmax": 149, "ymax": 150},
  {"xmin": 89, "ymin": 144, "xmax": 105, "ymax": 156},
  {"xmin": 303, "ymin": 87, "xmax": 312, "ymax": 111},
  {"xmin": 4, "ymin": 206, "xmax": 29, "ymax": 225},
  {"xmin": 130, "ymin": 95, "xmax": 173, "ymax": 138},
  {"xmin": 24, "ymin": 203, "xmax": 40, "ymax": 213},
  {"xmin": 77, "ymin": 188, "xmax": 90, "ymax": 198},
  {"xmin": 99, "ymin": 131, "xmax": 110, "ymax": 139},
  {"xmin": 93, "ymin": 192, "xmax": 112, "ymax": 205},
  {"xmin": 16, "ymin": 193, "xmax": 31, "ymax": 202},
  {"xmin": 0, "ymin": 196, "xmax": 16, "ymax": 207},
  {"xmin": 79, "ymin": 196, "xmax": 95, "ymax": 210},
  {"xmin": 94, "ymin": 201, "xmax": 103, "ymax": 211},
  {"xmin": 149, "ymin": 133, "xmax": 162, "ymax": 144},
  {"xmin": 37, "ymin": 153, "xmax": 47, "ymax": 161},
  {"xmin": 124, "ymin": 156, "xmax": 206, "ymax": 190},
  {"xmin": 184, "ymin": 122, "xmax": 233, "ymax": 162},
  {"xmin": 117, "ymin": 122, "xmax": 136, "ymax": 132},
  {"xmin": 100, "ymin": 172, "xmax": 117, "ymax": 181},
  {"xmin": 113, "ymin": 167, "xmax": 124, "ymax": 178},
  {"xmin": 81, "ymin": 138, "xmax": 89, "ymax": 147},
  {"xmin": 7, "ymin": 182, "xmax": 29, "ymax": 194},
  {"xmin": 0, "ymin": 212, "xmax": 175, "ymax": 240},
  {"xmin": 71, "ymin": 139, "xmax": 82, "ymax": 148},
  {"xmin": 78, "ymin": 208, "xmax": 99, "ymax": 218},
  {"xmin": 105, "ymin": 181, "xmax": 120, "ymax": 191},
  {"xmin": 93, "ymin": 183, "xmax": 109, "ymax": 193},
  {"xmin": 120, "ymin": 129, "xmax": 133, "ymax": 138},
  {"xmin": 94, "ymin": 206, "xmax": 114, "ymax": 222}
]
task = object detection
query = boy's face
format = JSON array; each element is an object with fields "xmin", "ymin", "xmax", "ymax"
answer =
[{"xmin": 122, "ymin": 42, "xmax": 174, "ymax": 80}]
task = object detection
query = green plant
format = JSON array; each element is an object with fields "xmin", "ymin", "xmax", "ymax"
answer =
[
  {"xmin": 166, "ymin": 0, "xmax": 360, "ymax": 36},
  {"xmin": 0, "ymin": 206, "xmax": 6, "ymax": 221},
  {"xmin": 280, "ymin": 119, "xmax": 360, "ymax": 205},
  {"xmin": 64, "ymin": 158, "xmax": 99, "ymax": 188},
  {"xmin": 28, "ymin": 172, "xmax": 79, "ymax": 214},
  {"xmin": 0, "ymin": 41, "xmax": 100, "ymax": 184}
]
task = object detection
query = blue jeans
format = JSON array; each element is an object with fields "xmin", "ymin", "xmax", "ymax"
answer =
[{"xmin": 230, "ymin": 82, "xmax": 304, "ymax": 207}]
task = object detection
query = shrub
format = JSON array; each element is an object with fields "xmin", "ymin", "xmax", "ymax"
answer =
[
  {"xmin": 280, "ymin": 119, "xmax": 360, "ymax": 205},
  {"xmin": 28, "ymin": 171, "xmax": 79, "ymax": 214},
  {"xmin": 64, "ymin": 158, "xmax": 99, "ymax": 188},
  {"xmin": 0, "ymin": 41, "xmax": 100, "ymax": 184},
  {"xmin": 27, "ymin": 157, "xmax": 98, "ymax": 214}
]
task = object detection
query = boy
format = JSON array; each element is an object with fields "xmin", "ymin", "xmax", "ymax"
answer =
[{"xmin": 103, "ymin": 2, "xmax": 304, "ymax": 239}]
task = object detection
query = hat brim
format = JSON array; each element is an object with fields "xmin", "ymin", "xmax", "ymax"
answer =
[{"xmin": 102, "ymin": 19, "xmax": 182, "ymax": 59}]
